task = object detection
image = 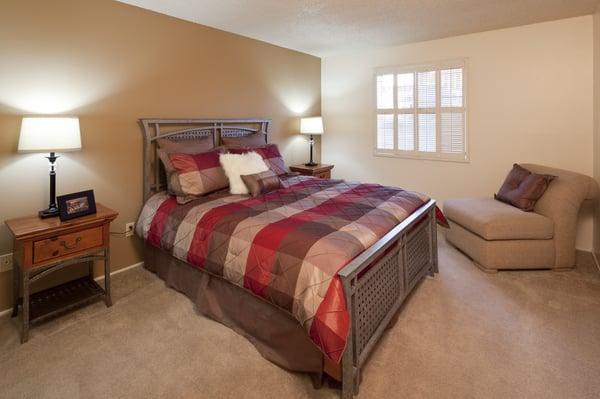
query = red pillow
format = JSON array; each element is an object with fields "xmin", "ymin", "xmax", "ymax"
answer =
[
  {"xmin": 228, "ymin": 144, "xmax": 289, "ymax": 176},
  {"xmin": 160, "ymin": 148, "xmax": 228, "ymax": 201}
]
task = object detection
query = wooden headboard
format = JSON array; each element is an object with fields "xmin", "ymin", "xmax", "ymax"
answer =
[{"xmin": 139, "ymin": 118, "xmax": 271, "ymax": 201}]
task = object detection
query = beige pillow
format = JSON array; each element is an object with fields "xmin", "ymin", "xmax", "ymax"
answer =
[
  {"xmin": 157, "ymin": 136, "xmax": 214, "ymax": 154},
  {"xmin": 221, "ymin": 132, "xmax": 266, "ymax": 148},
  {"xmin": 219, "ymin": 152, "xmax": 269, "ymax": 195}
]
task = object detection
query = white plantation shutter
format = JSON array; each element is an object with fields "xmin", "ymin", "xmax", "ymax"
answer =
[
  {"xmin": 376, "ymin": 74, "xmax": 394, "ymax": 109},
  {"xmin": 375, "ymin": 60, "xmax": 467, "ymax": 160},
  {"xmin": 418, "ymin": 114, "xmax": 436, "ymax": 152},
  {"xmin": 441, "ymin": 112, "xmax": 464, "ymax": 153},
  {"xmin": 441, "ymin": 68, "xmax": 463, "ymax": 107},
  {"xmin": 377, "ymin": 114, "xmax": 394, "ymax": 150},
  {"xmin": 440, "ymin": 67, "xmax": 465, "ymax": 154},
  {"xmin": 397, "ymin": 114, "xmax": 414, "ymax": 151},
  {"xmin": 397, "ymin": 73, "xmax": 414, "ymax": 109},
  {"xmin": 417, "ymin": 71, "xmax": 436, "ymax": 108}
]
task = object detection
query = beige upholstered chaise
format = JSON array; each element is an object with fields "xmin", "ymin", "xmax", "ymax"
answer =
[{"xmin": 444, "ymin": 164, "xmax": 599, "ymax": 272}]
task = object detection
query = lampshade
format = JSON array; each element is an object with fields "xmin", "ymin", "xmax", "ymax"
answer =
[
  {"xmin": 300, "ymin": 117, "xmax": 324, "ymax": 135},
  {"xmin": 18, "ymin": 117, "xmax": 81, "ymax": 152}
]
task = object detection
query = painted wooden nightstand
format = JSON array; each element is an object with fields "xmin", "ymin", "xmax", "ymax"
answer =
[
  {"xmin": 289, "ymin": 164, "xmax": 334, "ymax": 179},
  {"xmin": 5, "ymin": 204, "xmax": 118, "ymax": 343}
]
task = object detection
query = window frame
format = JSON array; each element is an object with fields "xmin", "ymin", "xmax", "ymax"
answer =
[{"xmin": 373, "ymin": 59, "xmax": 469, "ymax": 163}]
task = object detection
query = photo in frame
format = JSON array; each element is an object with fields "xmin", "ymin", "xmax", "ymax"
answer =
[{"xmin": 57, "ymin": 190, "xmax": 97, "ymax": 221}]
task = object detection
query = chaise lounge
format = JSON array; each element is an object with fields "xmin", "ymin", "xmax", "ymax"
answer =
[{"xmin": 444, "ymin": 164, "xmax": 599, "ymax": 272}]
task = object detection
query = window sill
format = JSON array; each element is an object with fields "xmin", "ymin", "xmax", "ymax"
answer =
[{"xmin": 373, "ymin": 150, "xmax": 470, "ymax": 163}]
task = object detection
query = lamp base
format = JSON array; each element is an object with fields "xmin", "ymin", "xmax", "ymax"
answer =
[
  {"xmin": 39, "ymin": 207, "xmax": 59, "ymax": 219},
  {"xmin": 304, "ymin": 162, "xmax": 318, "ymax": 167}
]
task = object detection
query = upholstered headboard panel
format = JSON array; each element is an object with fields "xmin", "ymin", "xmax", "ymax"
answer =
[{"xmin": 139, "ymin": 118, "xmax": 271, "ymax": 201}]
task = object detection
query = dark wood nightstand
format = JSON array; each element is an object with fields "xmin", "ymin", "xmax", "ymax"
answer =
[
  {"xmin": 5, "ymin": 204, "xmax": 118, "ymax": 343},
  {"xmin": 289, "ymin": 164, "xmax": 334, "ymax": 179}
]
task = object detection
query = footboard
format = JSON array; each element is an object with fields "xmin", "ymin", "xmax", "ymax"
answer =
[{"xmin": 337, "ymin": 199, "xmax": 437, "ymax": 398}]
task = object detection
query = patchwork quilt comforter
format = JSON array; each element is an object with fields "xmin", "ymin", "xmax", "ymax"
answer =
[{"xmin": 137, "ymin": 175, "xmax": 430, "ymax": 362}]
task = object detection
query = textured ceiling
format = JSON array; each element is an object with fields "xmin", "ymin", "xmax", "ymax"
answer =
[{"xmin": 117, "ymin": 0, "xmax": 600, "ymax": 56}]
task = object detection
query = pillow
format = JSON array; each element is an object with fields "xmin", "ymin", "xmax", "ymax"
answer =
[
  {"xmin": 219, "ymin": 152, "xmax": 269, "ymax": 195},
  {"xmin": 157, "ymin": 136, "xmax": 214, "ymax": 154},
  {"xmin": 159, "ymin": 148, "xmax": 228, "ymax": 199},
  {"xmin": 495, "ymin": 164, "xmax": 555, "ymax": 211},
  {"xmin": 435, "ymin": 206, "xmax": 450, "ymax": 228},
  {"xmin": 241, "ymin": 170, "xmax": 282, "ymax": 197},
  {"xmin": 221, "ymin": 132, "xmax": 266, "ymax": 148},
  {"xmin": 228, "ymin": 144, "xmax": 289, "ymax": 176}
]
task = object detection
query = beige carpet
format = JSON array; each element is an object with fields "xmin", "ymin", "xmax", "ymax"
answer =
[{"xmin": 1, "ymin": 235, "xmax": 600, "ymax": 399}]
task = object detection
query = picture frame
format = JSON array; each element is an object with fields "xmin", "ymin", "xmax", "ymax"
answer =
[{"xmin": 57, "ymin": 190, "xmax": 97, "ymax": 221}]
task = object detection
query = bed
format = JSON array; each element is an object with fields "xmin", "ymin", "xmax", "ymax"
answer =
[{"xmin": 137, "ymin": 118, "xmax": 438, "ymax": 398}]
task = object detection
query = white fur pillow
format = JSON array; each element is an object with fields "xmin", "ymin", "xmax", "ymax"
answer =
[{"xmin": 219, "ymin": 152, "xmax": 269, "ymax": 194}]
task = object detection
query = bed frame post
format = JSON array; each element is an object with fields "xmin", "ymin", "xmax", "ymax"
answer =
[
  {"xmin": 341, "ymin": 277, "xmax": 357, "ymax": 399},
  {"xmin": 430, "ymin": 207, "xmax": 438, "ymax": 274}
]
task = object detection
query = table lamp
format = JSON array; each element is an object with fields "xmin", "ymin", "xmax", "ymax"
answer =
[
  {"xmin": 18, "ymin": 116, "xmax": 82, "ymax": 218},
  {"xmin": 300, "ymin": 116, "xmax": 323, "ymax": 167}
]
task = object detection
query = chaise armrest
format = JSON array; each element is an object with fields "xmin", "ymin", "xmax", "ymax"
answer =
[{"xmin": 520, "ymin": 164, "xmax": 599, "ymax": 268}]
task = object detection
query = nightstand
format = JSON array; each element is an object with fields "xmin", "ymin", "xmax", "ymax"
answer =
[
  {"xmin": 289, "ymin": 164, "xmax": 334, "ymax": 179},
  {"xmin": 5, "ymin": 204, "xmax": 118, "ymax": 343}
]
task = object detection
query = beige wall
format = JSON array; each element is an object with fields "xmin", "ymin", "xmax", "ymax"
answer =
[
  {"xmin": 322, "ymin": 16, "xmax": 595, "ymax": 251},
  {"xmin": 0, "ymin": 0, "xmax": 321, "ymax": 311},
  {"xmin": 594, "ymin": 6, "xmax": 600, "ymax": 257}
]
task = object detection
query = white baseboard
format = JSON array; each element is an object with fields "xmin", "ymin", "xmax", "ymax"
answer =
[
  {"xmin": 0, "ymin": 262, "xmax": 144, "ymax": 318},
  {"xmin": 93, "ymin": 261, "xmax": 144, "ymax": 281}
]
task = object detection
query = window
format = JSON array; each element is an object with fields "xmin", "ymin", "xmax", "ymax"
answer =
[{"xmin": 375, "ymin": 60, "xmax": 467, "ymax": 161}]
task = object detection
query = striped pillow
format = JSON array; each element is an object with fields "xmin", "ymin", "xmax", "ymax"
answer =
[
  {"xmin": 241, "ymin": 170, "xmax": 282, "ymax": 197},
  {"xmin": 159, "ymin": 148, "xmax": 228, "ymax": 201},
  {"xmin": 228, "ymin": 144, "xmax": 288, "ymax": 176},
  {"xmin": 221, "ymin": 132, "xmax": 266, "ymax": 148},
  {"xmin": 157, "ymin": 136, "xmax": 214, "ymax": 154}
]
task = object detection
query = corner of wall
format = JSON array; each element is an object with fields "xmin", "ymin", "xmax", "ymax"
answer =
[{"xmin": 593, "ymin": 6, "xmax": 600, "ymax": 258}]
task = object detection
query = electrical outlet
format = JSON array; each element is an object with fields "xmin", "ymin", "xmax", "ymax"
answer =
[
  {"xmin": 0, "ymin": 253, "xmax": 13, "ymax": 272},
  {"xmin": 125, "ymin": 222, "xmax": 135, "ymax": 237}
]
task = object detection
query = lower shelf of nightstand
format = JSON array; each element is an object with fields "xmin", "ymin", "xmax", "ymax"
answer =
[{"xmin": 28, "ymin": 277, "xmax": 105, "ymax": 325}]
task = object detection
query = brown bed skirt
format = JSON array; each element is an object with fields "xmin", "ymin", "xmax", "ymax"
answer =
[{"xmin": 143, "ymin": 244, "xmax": 326, "ymax": 375}]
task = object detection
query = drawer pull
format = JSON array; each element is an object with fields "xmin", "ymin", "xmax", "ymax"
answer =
[
  {"xmin": 33, "ymin": 226, "xmax": 103, "ymax": 264},
  {"xmin": 60, "ymin": 237, "xmax": 82, "ymax": 250}
]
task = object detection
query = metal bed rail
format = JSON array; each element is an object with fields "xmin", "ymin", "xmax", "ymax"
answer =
[{"xmin": 338, "ymin": 199, "xmax": 438, "ymax": 398}]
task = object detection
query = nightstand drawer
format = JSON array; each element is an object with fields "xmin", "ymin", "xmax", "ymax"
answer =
[
  {"xmin": 33, "ymin": 226, "xmax": 104, "ymax": 264},
  {"xmin": 315, "ymin": 171, "xmax": 331, "ymax": 179},
  {"xmin": 289, "ymin": 164, "xmax": 334, "ymax": 179}
]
